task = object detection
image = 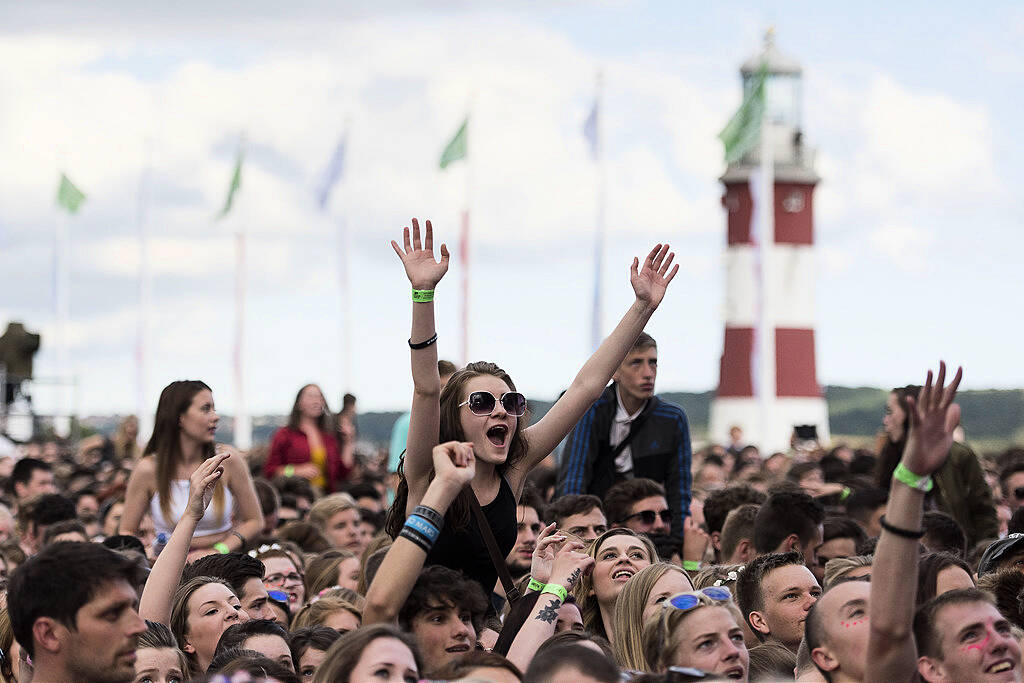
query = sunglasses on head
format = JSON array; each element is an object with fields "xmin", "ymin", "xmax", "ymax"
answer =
[
  {"xmin": 266, "ymin": 589, "xmax": 289, "ymax": 603},
  {"xmin": 624, "ymin": 509, "xmax": 671, "ymax": 525},
  {"xmin": 458, "ymin": 391, "xmax": 527, "ymax": 417},
  {"xmin": 667, "ymin": 586, "xmax": 733, "ymax": 612}
]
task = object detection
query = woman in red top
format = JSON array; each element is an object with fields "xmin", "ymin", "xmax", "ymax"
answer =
[{"xmin": 265, "ymin": 384, "xmax": 352, "ymax": 491}]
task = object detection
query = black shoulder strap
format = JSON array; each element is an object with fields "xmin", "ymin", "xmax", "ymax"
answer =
[
  {"xmin": 467, "ymin": 490, "xmax": 522, "ymax": 605},
  {"xmin": 610, "ymin": 403, "xmax": 653, "ymax": 460}
]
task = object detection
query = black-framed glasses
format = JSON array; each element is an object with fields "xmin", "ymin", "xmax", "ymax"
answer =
[
  {"xmin": 667, "ymin": 586, "xmax": 733, "ymax": 612},
  {"xmin": 458, "ymin": 391, "xmax": 527, "ymax": 417},
  {"xmin": 624, "ymin": 509, "xmax": 671, "ymax": 525},
  {"xmin": 265, "ymin": 572, "xmax": 303, "ymax": 586}
]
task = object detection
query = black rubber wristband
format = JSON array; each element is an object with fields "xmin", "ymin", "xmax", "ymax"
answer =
[
  {"xmin": 408, "ymin": 333, "xmax": 438, "ymax": 350},
  {"xmin": 412, "ymin": 505, "xmax": 444, "ymax": 530},
  {"xmin": 399, "ymin": 527, "xmax": 433, "ymax": 553},
  {"xmin": 879, "ymin": 514, "xmax": 925, "ymax": 539}
]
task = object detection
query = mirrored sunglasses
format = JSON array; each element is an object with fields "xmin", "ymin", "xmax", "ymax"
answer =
[{"xmin": 667, "ymin": 586, "xmax": 733, "ymax": 612}]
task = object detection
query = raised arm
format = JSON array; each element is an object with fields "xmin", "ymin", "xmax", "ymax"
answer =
[
  {"xmin": 390, "ymin": 218, "xmax": 450, "ymax": 508},
  {"xmin": 866, "ymin": 362, "xmax": 962, "ymax": 683},
  {"xmin": 140, "ymin": 452, "xmax": 229, "ymax": 624},
  {"xmin": 363, "ymin": 441, "xmax": 473, "ymax": 625},
  {"xmin": 518, "ymin": 244, "xmax": 678, "ymax": 480},
  {"xmin": 506, "ymin": 540, "xmax": 594, "ymax": 671}
]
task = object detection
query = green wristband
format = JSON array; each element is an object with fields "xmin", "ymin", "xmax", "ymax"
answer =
[
  {"xmin": 283, "ymin": 465, "xmax": 295, "ymax": 477},
  {"xmin": 412, "ymin": 289, "xmax": 435, "ymax": 303},
  {"xmin": 527, "ymin": 578, "xmax": 545, "ymax": 593},
  {"xmin": 893, "ymin": 461, "xmax": 933, "ymax": 492},
  {"xmin": 682, "ymin": 560, "xmax": 701, "ymax": 571},
  {"xmin": 214, "ymin": 542, "xmax": 230, "ymax": 555},
  {"xmin": 839, "ymin": 486, "xmax": 851, "ymax": 501},
  {"xmin": 541, "ymin": 583, "xmax": 568, "ymax": 602}
]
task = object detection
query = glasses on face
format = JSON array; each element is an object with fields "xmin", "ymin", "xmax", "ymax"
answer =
[
  {"xmin": 265, "ymin": 572, "xmax": 303, "ymax": 586},
  {"xmin": 667, "ymin": 586, "xmax": 733, "ymax": 612},
  {"xmin": 458, "ymin": 391, "xmax": 527, "ymax": 417},
  {"xmin": 624, "ymin": 509, "xmax": 671, "ymax": 525}
]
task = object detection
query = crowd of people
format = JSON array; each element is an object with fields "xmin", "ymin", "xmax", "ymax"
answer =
[{"xmin": 0, "ymin": 220, "xmax": 1022, "ymax": 683}]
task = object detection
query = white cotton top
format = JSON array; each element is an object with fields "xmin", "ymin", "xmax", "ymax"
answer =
[{"xmin": 150, "ymin": 479, "xmax": 234, "ymax": 538}]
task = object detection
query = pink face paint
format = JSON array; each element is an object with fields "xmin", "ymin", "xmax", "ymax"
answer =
[{"xmin": 964, "ymin": 634, "xmax": 990, "ymax": 652}]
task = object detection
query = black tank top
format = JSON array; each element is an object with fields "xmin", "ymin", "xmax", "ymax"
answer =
[{"xmin": 426, "ymin": 475, "xmax": 518, "ymax": 600}]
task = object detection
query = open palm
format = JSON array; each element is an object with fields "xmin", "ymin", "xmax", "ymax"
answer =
[
  {"xmin": 902, "ymin": 362, "xmax": 963, "ymax": 477},
  {"xmin": 631, "ymin": 243, "xmax": 679, "ymax": 308},
  {"xmin": 391, "ymin": 217, "xmax": 449, "ymax": 290}
]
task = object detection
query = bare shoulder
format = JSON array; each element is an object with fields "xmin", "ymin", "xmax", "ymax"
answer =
[
  {"xmin": 133, "ymin": 455, "xmax": 158, "ymax": 481},
  {"xmin": 220, "ymin": 446, "xmax": 252, "ymax": 478}
]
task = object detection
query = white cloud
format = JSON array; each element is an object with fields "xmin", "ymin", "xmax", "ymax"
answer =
[{"xmin": 867, "ymin": 222, "xmax": 933, "ymax": 272}]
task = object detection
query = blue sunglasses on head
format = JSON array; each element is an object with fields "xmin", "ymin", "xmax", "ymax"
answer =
[
  {"xmin": 267, "ymin": 589, "xmax": 289, "ymax": 603},
  {"xmin": 667, "ymin": 586, "xmax": 732, "ymax": 611}
]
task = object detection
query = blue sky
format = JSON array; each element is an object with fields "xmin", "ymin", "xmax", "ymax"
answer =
[{"xmin": 0, "ymin": 0, "xmax": 1021, "ymax": 421}]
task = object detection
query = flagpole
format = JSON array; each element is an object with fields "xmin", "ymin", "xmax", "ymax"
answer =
[
  {"xmin": 338, "ymin": 212, "xmax": 351, "ymax": 392},
  {"xmin": 136, "ymin": 141, "xmax": 154, "ymax": 443},
  {"xmin": 756, "ymin": 60, "xmax": 775, "ymax": 453},
  {"xmin": 461, "ymin": 99, "xmax": 473, "ymax": 367},
  {"xmin": 589, "ymin": 70, "xmax": 606, "ymax": 353},
  {"xmin": 232, "ymin": 135, "xmax": 251, "ymax": 451},
  {"xmin": 54, "ymin": 209, "xmax": 70, "ymax": 438}
]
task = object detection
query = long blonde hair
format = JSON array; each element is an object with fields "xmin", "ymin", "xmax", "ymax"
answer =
[
  {"xmin": 641, "ymin": 591, "xmax": 746, "ymax": 673},
  {"xmin": 571, "ymin": 528, "xmax": 658, "ymax": 641},
  {"xmin": 612, "ymin": 563, "xmax": 691, "ymax": 670}
]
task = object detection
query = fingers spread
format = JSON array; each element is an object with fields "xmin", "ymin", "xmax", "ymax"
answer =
[
  {"xmin": 659, "ymin": 251, "xmax": 675, "ymax": 276},
  {"xmin": 412, "ymin": 218, "xmax": 422, "ymax": 251},
  {"xmin": 390, "ymin": 240, "xmax": 405, "ymax": 259},
  {"xmin": 944, "ymin": 366, "xmax": 963, "ymax": 406},
  {"xmin": 440, "ymin": 243, "xmax": 450, "ymax": 262},
  {"xmin": 402, "ymin": 226, "xmax": 412, "ymax": 253},
  {"xmin": 425, "ymin": 220, "xmax": 434, "ymax": 251}
]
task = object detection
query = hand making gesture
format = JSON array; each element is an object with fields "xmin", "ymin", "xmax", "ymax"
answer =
[
  {"xmin": 902, "ymin": 361, "xmax": 963, "ymax": 477},
  {"xmin": 630, "ymin": 243, "xmax": 679, "ymax": 309},
  {"xmin": 186, "ymin": 451, "xmax": 230, "ymax": 523},
  {"xmin": 391, "ymin": 217, "xmax": 450, "ymax": 290}
]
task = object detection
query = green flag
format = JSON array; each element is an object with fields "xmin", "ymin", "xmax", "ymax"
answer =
[
  {"xmin": 217, "ymin": 147, "xmax": 244, "ymax": 220},
  {"xmin": 56, "ymin": 174, "xmax": 86, "ymax": 214},
  {"xmin": 439, "ymin": 118, "xmax": 468, "ymax": 170},
  {"xmin": 718, "ymin": 62, "xmax": 768, "ymax": 164}
]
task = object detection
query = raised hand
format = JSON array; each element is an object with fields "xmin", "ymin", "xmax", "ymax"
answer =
[
  {"xmin": 631, "ymin": 243, "xmax": 679, "ymax": 309},
  {"xmin": 431, "ymin": 441, "xmax": 476, "ymax": 492},
  {"xmin": 187, "ymin": 452, "xmax": 229, "ymax": 522},
  {"xmin": 902, "ymin": 361, "xmax": 963, "ymax": 477},
  {"xmin": 682, "ymin": 515, "xmax": 710, "ymax": 564},
  {"xmin": 391, "ymin": 218, "xmax": 450, "ymax": 290},
  {"xmin": 530, "ymin": 523, "xmax": 564, "ymax": 584},
  {"xmin": 548, "ymin": 540, "xmax": 594, "ymax": 592}
]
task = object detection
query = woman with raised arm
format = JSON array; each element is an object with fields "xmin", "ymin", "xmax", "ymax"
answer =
[
  {"xmin": 120, "ymin": 380, "xmax": 262, "ymax": 555},
  {"xmin": 384, "ymin": 217, "xmax": 678, "ymax": 599}
]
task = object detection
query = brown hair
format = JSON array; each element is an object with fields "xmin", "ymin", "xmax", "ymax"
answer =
[
  {"xmin": 290, "ymin": 595, "xmax": 362, "ymax": 631},
  {"xmin": 305, "ymin": 549, "xmax": 358, "ymax": 597},
  {"xmin": 169, "ymin": 575, "xmax": 236, "ymax": 677},
  {"xmin": 612, "ymin": 562, "xmax": 691, "ymax": 670},
  {"xmin": 642, "ymin": 592, "xmax": 745, "ymax": 672},
  {"xmin": 145, "ymin": 381, "xmax": 224, "ymax": 523},
  {"xmin": 287, "ymin": 384, "xmax": 333, "ymax": 432},
  {"xmin": 312, "ymin": 623, "xmax": 422, "ymax": 683},
  {"xmin": 385, "ymin": 361, "xmax": 530, "ymax": 537}
]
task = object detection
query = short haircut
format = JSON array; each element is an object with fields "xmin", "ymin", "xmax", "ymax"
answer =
[
  {"xmin": 544, "ymin": 494, "xmax": 603, "ymax": 525},
  {"xmin": 735, "ymin": 551, "xmax": 805, "ymax": 641},
  {"xmin": 822, "ymin": 555, "xmax": 873, "ymax": 590},
  {"xmin": 208, "ymin": 649, "xmax": 299, "ymax": 683},
  {"xmin": 277, "ymin": 521, "xmax": 332, "ymax": 554},
  {"xmin": 603, "ymin": 478, "xmax": 665, "ymax": 525},
  {"xmin": 102, "ymin": 534, "xmax": 146, "ymax": 555},
  {"xmin": 309, "ymin": 493, "xmax": 359, "ymax": 530},
  {"xmin": 748, "ymin": 642, "xmax": 798, "ymax": 682},
  {"xmin": 753, "ymin": 491, "xmax": 825, "ymax": 553},
  {"xmin": 287, "ymin": 626, "xmax": 342, "ymax": 666},
  {"xmin": 345, "ymin": 481, "xmax": 383, "ymax": 503},
  {"xmin": 976, "ymin": 567, "xmax": 1024, "ymax": 628},
  {"xmin": 523, "ymin": 643, "xmax": 619, "ymax": 683},
  {"xmin": 845, "ymin": 488, "xmax": 888, "ymax": 525},
  {"xmin": 26, "ymin": 493, "xmax": 77, "ymax": 528},
  {"xmin": 914, "ymin": 588, "xmax": 998, "ymax": 660},
  {"xmin": 703, "ymin": 484, "xmax": 767, "ymax": 536},
  {"xmin": 434, "ymin": 650, "xmax": 523, "ymax": 681},
  {"xmin": 42, "ymin": 519, "xmax": 88, "ymax": 545},
  {"xmin": 398, "ymin": 565, "xmax": 488, "ymax": 635},
  {"xmin": 922, "ymin": 511, "xmax": 968, "ymax": 559},
  {"xmin": 822, "ymin": 516, "xmax": 868, "ymax": 548},
  {"xmin": 276, "ymin": 476, "xmax": 315, "ymax": 503},
  {"xmin": 632, "ymin": 331, "xmax": 657, "ymax": 351},
  {"xmin": 213, "ymin": 618, "xmax": 291, "ymax": 664},
  {"xmin": 182, "ymin": 553, "xmax": 266, "ymax": 605},
  {"xmin": 518, "ymin": 483, "xmax": 544, "ymax": 517},
  {"xmin": 253, "ymin": 478, "xmax": 280, "ymax": 516},
  {"xmin": 7, "ymin": 458, "xmax": 50, "ymax": 496},
  {"xmin": 720, "ymin": 503, "xmax": 760, "ymax": 561},
  {"xmin": 804, "ymin": 598, "xmax": 827, "ymax": 674},
  {"xmin": 8, "ymin": 542, "xmax": 145, "ymax": 657}
]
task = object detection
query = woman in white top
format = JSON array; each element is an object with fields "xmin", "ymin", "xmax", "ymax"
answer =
[{"xmin": 120, "ymin": 380, "xmax": 261, "ymax": 554}]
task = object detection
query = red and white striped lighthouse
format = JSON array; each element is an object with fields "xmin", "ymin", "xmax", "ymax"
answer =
[{"xmin": 709, "ymin": 36, "xmax": 830, "ymax": 453}]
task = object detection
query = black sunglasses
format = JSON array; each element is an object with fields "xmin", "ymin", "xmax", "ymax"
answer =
[
  {"xmin": 624, "ymin": 509, "xmax": 671, "ymax": 525},
  {"xmin": 458, "ymin": 391, "xmax": 527, "ymax": 417}
]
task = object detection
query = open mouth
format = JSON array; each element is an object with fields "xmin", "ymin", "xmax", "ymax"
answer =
[
  {"xmin": 724, "ymin": 666, "xmax": 745, "ymax": 679},
  {"xmin": 445, "ymin": 644, "xmax": 471, "ymax": 654},
  {"xmin": 987, "ymin": 661, "xmax": 1014, "ymax": 674},
  {"xmin": 612, "ymin": 568, "xmax": 635, "ymax": 581},
  {"xmin": 486, "ymin": 425, "xmax": 508, "ymax": 447}
]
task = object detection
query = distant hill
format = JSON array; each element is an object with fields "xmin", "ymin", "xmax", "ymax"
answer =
[{"xmin": 80, "ymin": 386, "xmax": 1024, "ymax": 449}]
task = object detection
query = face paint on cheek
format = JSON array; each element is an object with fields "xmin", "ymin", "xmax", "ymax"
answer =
[
  {"xmin": 840, "ymin": 617, "xmax": 869, "ymax": 628},
  {"xmin": 964, "ymin": 634, "xmax": 990, "ymax": 652}
]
